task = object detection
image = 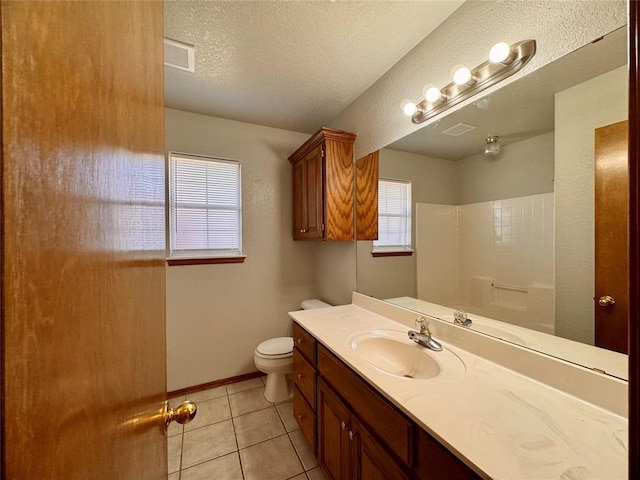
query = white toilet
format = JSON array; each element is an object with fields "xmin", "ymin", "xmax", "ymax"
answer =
[{"xmin": 254, "ymin": 299, "xmax": 331, "ymax": 402}]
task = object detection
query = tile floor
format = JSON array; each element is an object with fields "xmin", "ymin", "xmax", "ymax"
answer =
[{"xmin": 168, "ymin": 377, "xmax": 328, "ymax": 480}]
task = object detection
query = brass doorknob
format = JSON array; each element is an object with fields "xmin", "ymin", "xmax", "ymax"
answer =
[
  {"xmin": 598, "ymin": 295, "xmax": 616, "ymax": 307},
  {"xmin": 163, "ymin": 400, "xmax": 197, "ymax": 433}
]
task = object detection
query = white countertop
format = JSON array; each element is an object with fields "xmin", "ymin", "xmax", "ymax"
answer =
[{"xmin": 290, "ymin": 304, "xmax": 628, "ymax": 480}]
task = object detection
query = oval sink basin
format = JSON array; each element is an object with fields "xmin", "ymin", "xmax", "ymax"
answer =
[{"xmin": 349, "ymin": 330, "xmax": 465, "ymax": 380}]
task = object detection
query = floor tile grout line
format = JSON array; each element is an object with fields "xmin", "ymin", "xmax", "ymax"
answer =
[
  {"xmin": 286, "ymin": 431, "xmax": 308, "ymax": 477},
  {"xmin": 175, "ymin": 383, "xmax": 305, "ymax": 479}
]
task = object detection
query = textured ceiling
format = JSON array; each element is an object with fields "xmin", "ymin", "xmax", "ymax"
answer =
[{"xmin": 164, "ymin": 0, "xmax": 464, "ymax": 134}]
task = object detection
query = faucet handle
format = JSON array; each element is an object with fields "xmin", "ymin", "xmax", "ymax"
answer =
[{"xmin": 415, "ymin": 316, "xmax": 429, "ymax": 333}]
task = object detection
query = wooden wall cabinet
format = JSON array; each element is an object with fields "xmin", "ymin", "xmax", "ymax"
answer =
[
  {"xmin": 355, "ymin": 151, "xmax": 379, "ymax": 241},
  {"xmin": 292, "ymin": 322, "xmax": 481, "ymax": 480},
  {"xmin": 288, "ymin": 127, "xmax": 357, "ymax": 241}
]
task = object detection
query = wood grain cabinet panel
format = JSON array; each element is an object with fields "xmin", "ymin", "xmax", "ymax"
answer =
[
  {"xmin": 352, "ymin": 417, "xmax": 412, "ymax": 480},
  {"xmin": 415, "ymin": 429, "xmax": 481, "ymax": 480},
  {"xmin": 288, "ymin": 127, "xmax": 356, "ymax": 241},
  {"xmin": 317, "ymin": 379, "xmax": 352, "ymax": 480},
  {"xmin": 293, "ymin": 349, "xmax": 316, "ymax": 407},
  {"xmin": 293, "ymin": 385, "xmax": 316, "ymax": 454},
  {"xmin": 293, "ymin": 322, "xmax": 316, "ymax": 363},
  {"xmin": 317, "ymin": 344, "xmax": 412, "ymax": 464},
  {"xmin": 356, "ymin": 151, "xmax": 379, "ymax": 241}
]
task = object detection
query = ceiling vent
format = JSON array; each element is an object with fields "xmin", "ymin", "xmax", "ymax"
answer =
[
  {"xmin": 164, "ymin": 38, "xmax": 195, "ymax": 73},
  {"xmin": 441, "ymin": 123, "xmax": 477, "ymax": 137}
]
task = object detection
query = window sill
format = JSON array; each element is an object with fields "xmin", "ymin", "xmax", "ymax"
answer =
[
  {"xmin": 371, "ymin": 250, "xmax": 414, "ymax": 258},
  {"xmin": 167, "ymin": 256, "xmax": 246, "ymax": 266}
]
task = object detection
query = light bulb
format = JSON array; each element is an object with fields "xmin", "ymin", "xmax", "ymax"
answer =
[
  {"xmin": 452, "ymin": 65, "xmax": 475, "ymax": 86},
  {"xmin": 483, "ymin": 136, "xmax": 501, "ymax": 157},
  {"xmin": 489, "ymin": 42, "xmax": 513, "ymax": 64},
  {"xmin": 423, "ymin": 84, "xmax": 445, "ymax": 103},
  {"xmin": 401, "ymin": 99, "xmax": 418, "ymax": 116}
]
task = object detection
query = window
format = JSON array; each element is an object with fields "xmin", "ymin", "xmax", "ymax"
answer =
[
  {"xmin": 373, "ymin": 179, "xmax": 412, "ymax": 255},
  {"xmin": 168, "ymin": 152, "xmax": 243, "ymax": 263}
]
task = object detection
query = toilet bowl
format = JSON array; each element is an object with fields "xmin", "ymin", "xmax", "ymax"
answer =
[{"xmin": 254, "ymin": 298, "xmax": 331, "ymax": 402}]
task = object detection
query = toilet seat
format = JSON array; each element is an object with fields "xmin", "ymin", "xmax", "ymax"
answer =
[{"xmin": 255, "ymin": 337, "xmax": 293, "ymax": 359}]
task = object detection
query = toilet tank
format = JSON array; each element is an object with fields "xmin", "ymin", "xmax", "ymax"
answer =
[{"xmin": 300, "ymin": 299, "xmax": 331, "ymax": 310}]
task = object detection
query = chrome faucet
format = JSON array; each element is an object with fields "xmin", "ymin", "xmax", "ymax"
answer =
[
  {"xmin": 408, "ymin": 316, "xmax": 442, "ymax": 352},
  {"xmin": 453, "ymin": 310, "xmax": 472, "ymax": 327}
]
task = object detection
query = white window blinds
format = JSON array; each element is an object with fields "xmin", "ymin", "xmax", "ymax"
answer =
[
  {"xmin": 168, "ymin": 152, "xmax": 242, "ymax": 258},
  {"xmin": 374, "ymin": 179, "xmax": 412, "ymax": 251}
]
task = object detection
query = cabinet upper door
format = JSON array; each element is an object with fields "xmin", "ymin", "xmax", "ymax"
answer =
[
  {"xmin": 304, "ymin": 144, "xmax": 324, "ymax": 240},
  {"xmin": 293, "ymin": 160, "xmax": 306, "ymax": 236}
]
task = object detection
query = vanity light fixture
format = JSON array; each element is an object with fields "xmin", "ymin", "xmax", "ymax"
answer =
[
  {"xmin": 451, "ymin": 65, "xmax": 476, "ymax": 86},
  {"xmin": 483, "ymin": 135, "xmax": 501, "ymax": 157},
  {"xmin": 401, "ymin": 39, "xmax": 536, "ymax": 124},
  {"xmin": 423, "ymin": 84, "xmax": 446, "ymax": 103},
  {"xmin": 489, "ymin": 41, "xmax": 515, "ymax": 65},
  {"xmin": 401, "ymin": 99, "xmax": 418, "ymax": 116}
]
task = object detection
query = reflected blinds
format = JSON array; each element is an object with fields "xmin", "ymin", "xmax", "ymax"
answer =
[{"xmin": 374, "ymin": 179, "xmax": 412, "ymax": 251}]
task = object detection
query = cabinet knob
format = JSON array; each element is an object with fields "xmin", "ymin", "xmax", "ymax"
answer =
[
  {"xmin": 296, "ymin": 338, "xmax": 303, "ymax": 345},
  {"xmin": 349, "ymin": 431, "xmax": 354, "ymax": 441},
  {"xmin": 297, "ymin": 373, "xmax": 304, "ymax": 380},
  {"xmin": 299, "ymin": 229, "xmax": 307, "ymax": 233},
  {"xmin": 341, "ymin": 421, "xmax": 346, "ymax": 430}
]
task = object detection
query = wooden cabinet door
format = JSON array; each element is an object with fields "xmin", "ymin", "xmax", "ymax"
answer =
[
  {"xmin": 356, "ymin": 151, "xmax": 379, "ymax": 241},
  {"xmin": 318, "ymin": 379, "xmax": 351, "ymax": 480},
  {"xmin": 292, "ymin": 144, "xmax": 324, "ymax": 240},
  {"xmin": 304, "ymin": 144, "xmax": 325, "ymax": 240},
  {"xmin": 351, "ymin": 418, "xmax": 411, "ymax": 480},
  {"xmin": 293, "ymin": 160, "xmax": 307, "ymax": 239}
]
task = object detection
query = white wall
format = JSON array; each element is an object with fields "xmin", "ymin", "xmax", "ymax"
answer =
[
  {"xmin": 329, "ymin": 0, "xmax": 625, "ymax": 158},
  {"xmin": 554, "ymin": 66, "xmax": 627, "ymax": 344},
  {"xmin": 356, "ymin": 148, "xmax": 457, "ymax": 299},
  {"xmin": 165, "ymin": 108, "xmax": 318, "ymax": 391},
  {"xmin": 457, "ymin": 132, "xmax": 554, "ymax": 204}
]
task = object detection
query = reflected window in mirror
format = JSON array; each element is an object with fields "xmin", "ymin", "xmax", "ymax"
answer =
[{"xmin": 373, "ymin": 179, "xmax": 413, "ymax": 257}]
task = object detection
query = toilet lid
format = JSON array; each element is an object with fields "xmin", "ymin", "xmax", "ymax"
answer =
[{"xmin": 256, "ymin": 337, "xmax": 294, "ymax": 356}]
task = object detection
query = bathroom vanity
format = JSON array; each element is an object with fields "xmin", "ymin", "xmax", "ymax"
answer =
[{"xmin": 289, "ymin": 293, "xmax": 628, "ymax": 480}]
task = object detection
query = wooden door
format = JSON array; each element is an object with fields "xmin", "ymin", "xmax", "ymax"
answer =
[
  {"xmin": 594, "ymin": 120, "xmax": 629, "ymax": 354},
  {"xmin": 1, "ymin": 2, "xmax": 166, "ymax": 479},
  {"xmin": 317, "ymin": 379, "xmax": 351, "ymax": 480}
]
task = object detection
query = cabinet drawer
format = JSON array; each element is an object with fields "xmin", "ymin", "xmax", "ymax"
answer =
[
  {"xmin": 293, "ymin": 322, "xmax": 316, "ymax": 364},
  {"xmin": 293, "ymin": 385, "xmax": 316, "ymax": 453},
  {"xmin": 293, "ymin": 348, "xmax": 316, "ymax": 407},
  {"xmin": 317, "ymin": 345, "xmax": 413, "ymax": 465},
  {"xmin": 415, "ymin": 429, "xmax": 481, "ymax": 480}
]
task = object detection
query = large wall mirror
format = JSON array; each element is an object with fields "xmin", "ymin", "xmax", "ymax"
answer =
[{"xmin": 356, "ymin": 25, "xmax": 629, "ymax": 380}]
